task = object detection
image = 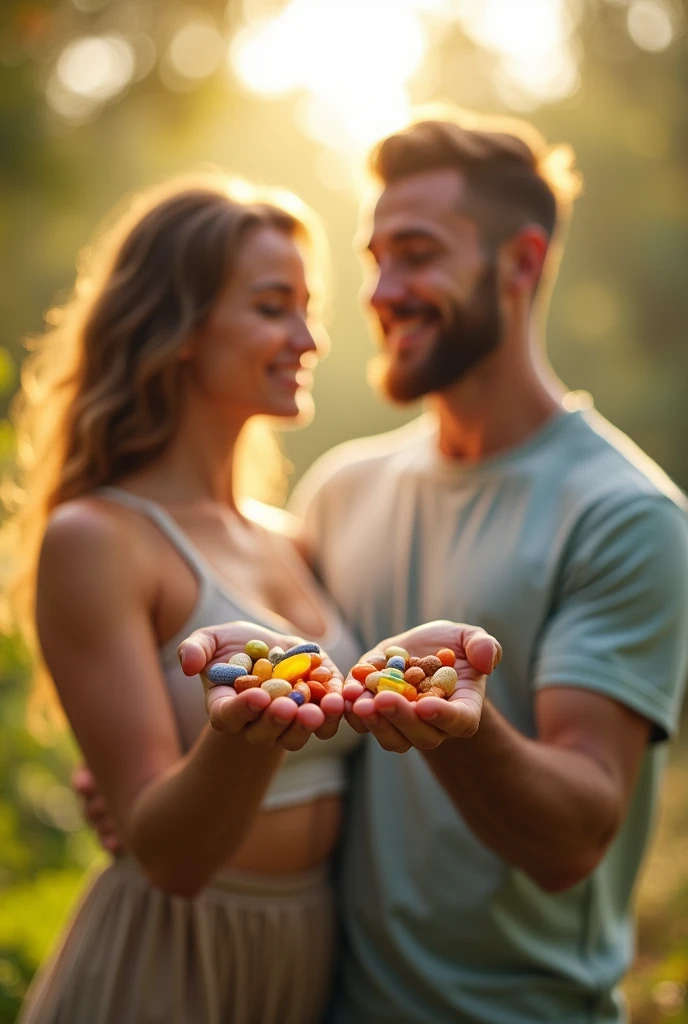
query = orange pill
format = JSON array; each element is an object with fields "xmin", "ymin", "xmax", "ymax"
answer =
[
  {"xmin": 309, "ymin": 653, "xmax": 323, "ymax": 670},
  {"xmin": 408, "ymin": 656, "xmax": 422, "ymax": 668},
  {"xmin": 234, "ymin": 675, "xmax": 261, "ymax": 693},
  {"xmin": 294, "ymin": 681, "xmax": 311, "ymax": 703},
  {"xmin": 307, "ymin": 680, "xmax": 327, "ymax": 704},
  {"xmin": 418, "ymin": 655, "xmax": 442, "ymax": 677},
  {"xmin": 309, "ymin": 666, "xmax": 332, "ymax": 684},
  {"xmin": 352, "ymin": 663, "xmax": 377, "ymax": 683},
  {"xmin": 404, "ymin": 667, "xmax": 426, "ymax": 688},
  {"xmin": 417, "ymin": 685, "xmax": 446, "ymax": 699},
  {"xmin": 367, "ymin": 654, "xmax": 387, "ymax": 671},
  {"xmin": 436, "ymin": 648, "xmax": 456, "ymax": 667}
]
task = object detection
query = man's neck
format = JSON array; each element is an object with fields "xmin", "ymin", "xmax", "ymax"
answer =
[{"xmin": 431, "ymin": 351, "xmax": 566, "ymax": 463}]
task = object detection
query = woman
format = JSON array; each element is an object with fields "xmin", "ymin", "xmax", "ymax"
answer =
[
  {"xmin": 9, "ymin": 174, "xmax": 362, "ymax": 1024},
  {"xmin": 8, "ymin": 173, "xmax": 498, "ymax": 1024}
]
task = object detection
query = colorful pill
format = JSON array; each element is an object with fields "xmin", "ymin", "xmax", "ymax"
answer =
[
  {"xmin": 418, "ymin": 655, "xmax": 442, "ymax": 677},
  {"xmin": 386, "ymin": 656, "xmax": 406, "ymax": 672},
  {"xmin": 261, "ymin": 679, "xmax": 293, "ymax": 699},
  {"xmin": 308, "ymin": 666, "xmax": 333, "ymax": 684},
  {"xmin": 207, "ymin": 663, "xmax": 247, "ymax": 686},
  {"xmin": 377, "ymin": 679, "xmax": 418, "ymax": 701},
  {"xmin": 417, "ymin": 685, "xmax": 446, "ymax": 699},
  {"xmin": 429, "ymin": 667, "xmax": 458, "ymax": 696},
  {"xmin": 228, "ymin": 653, "xmax": 253, "ymax": 672},
  {"xmin": 288, "ymin": 691, "xmax": 305, "ymax": 705},
  {"xmin": 364, "ymin": 671, "xmax": 383, "ymax": 692},
  {"xmin": 368, "ymin": 654, "xmax": 387, "ymax": 671},
  {"xmin": 404, "ymin": 667, "xmax": 426, "ymax": 688},
  {"xmin": 384, "ymin": 646, "xmax": 410, "ymax": 661},
  {"xmin": 351, "ymin": 663, "xmax": 378, "ymax": 683},
  {"xmin": 245, "ymin": 640, "xmax": 270, "ymax": 661},
  {"xmin": 274, "ymin": 643, "xmax": 321, "ymax": 664},
  {"xmin": 268, "ymin": 646, "xmax": 285, "ymax": 666},
  {"xmin": 252, "ymin": 658, "xmax": 273, "ymax": 682},
  {"xmin": 234, "ymin": 675, "xmax": 262, "ymax": 693},
  {"xmin": 272, "ymin": 653, "xmax": 312, "ymax": 682},
  {"xmin": 436, "ymin": 648, "xmax": 456, "ymax": 667},
  {"xmin": 381, "ymin": 668, "xmax": 405, "ymax": 681},
  {"xmin": 307, "ymin": 680, "xmax": 327, "ymax": 703},
  {"xmin": 294, "ymin": 681, "xmax": 311, "ymax": 702}
]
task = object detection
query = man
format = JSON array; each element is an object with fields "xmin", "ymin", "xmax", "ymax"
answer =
[
  {"xmin": 83, "ymin": 111, "xmax": 688, "ymax": 1022},
  {"xmin": 289, "ymin": 111, "xmax": 688, "ymax": 1023}
]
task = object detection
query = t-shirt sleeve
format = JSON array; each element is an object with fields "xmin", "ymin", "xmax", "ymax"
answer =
[
  {"xmin": 533, "ymin": 494, "xmax": 688, "ymax": 740},
  {"xmin": 287, "ymin": 458, "xmax": 335, "ymax": 576}
]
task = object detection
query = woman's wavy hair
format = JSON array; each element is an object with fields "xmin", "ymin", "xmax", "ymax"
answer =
[{"xmin": 2, "ymin": 172, "xmax": 325, "ymax": 730}]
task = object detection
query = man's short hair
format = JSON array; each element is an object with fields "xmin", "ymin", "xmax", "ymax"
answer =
[{"xmin": 369, "ymin": 108, "xmax": 582, "ymax": 249}]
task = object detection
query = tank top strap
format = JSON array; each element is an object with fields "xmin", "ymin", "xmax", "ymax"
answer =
[{"xmin": 95, "ymin": 486, "xmax": 212, "ymax": 583}]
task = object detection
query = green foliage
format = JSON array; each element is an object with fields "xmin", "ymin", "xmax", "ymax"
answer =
[{"xmin": 0, "ymin": 630, "xmax": 100, "ymax": 1019}]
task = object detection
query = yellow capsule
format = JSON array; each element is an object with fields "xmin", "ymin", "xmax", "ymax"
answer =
[
  {"xmin": 377, "ymin": 678, "xmax": 408, "ymax": 696},
  {"xmin": 272, "ymin": 653, "xmax": 312, "ymax": 682}
]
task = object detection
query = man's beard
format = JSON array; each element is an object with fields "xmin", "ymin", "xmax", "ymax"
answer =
[{"xmin": 370, "ymin": 261, "xmax": 501, "ymax": 404}]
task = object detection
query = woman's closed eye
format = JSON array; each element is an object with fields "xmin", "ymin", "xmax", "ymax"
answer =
[{"xmin": 257, "ymin": 302, "xmax": 287, "ymax": 319}]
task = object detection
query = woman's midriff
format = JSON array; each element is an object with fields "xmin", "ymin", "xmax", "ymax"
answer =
[{"xmin": 224, "ymin": 794, "xmax": 342, "ymax": 874}]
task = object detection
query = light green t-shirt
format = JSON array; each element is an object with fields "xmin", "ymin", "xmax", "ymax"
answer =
[{"xmin": 290, "ymin": 404, "xmax": 688, "ymax": 1024}]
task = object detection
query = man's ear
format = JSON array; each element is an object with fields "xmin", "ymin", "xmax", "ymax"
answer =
[
  {"xmin": 498, "ymin": 225, "xmax": 549, "ymax": 295},
  {"xmin": 177, "ymin": 333, "xmax": 195, "ymax": 361}
]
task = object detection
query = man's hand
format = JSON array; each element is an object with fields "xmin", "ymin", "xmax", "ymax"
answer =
[
  {"xmin": 72, "ymin": 764, "xmax": 123, "ymax": 854},
  {"xmin": 343, "ymin": 621, "xmax": 501, "ymax": 753},
  {"xmin": 179, "ymin": 620, "xmax": 346, "ymax": 750}
]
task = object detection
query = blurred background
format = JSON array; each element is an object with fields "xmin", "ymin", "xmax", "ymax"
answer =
[{"xmin": 0, "ymin": 0, "xmax": 687, "ymax": 1020}]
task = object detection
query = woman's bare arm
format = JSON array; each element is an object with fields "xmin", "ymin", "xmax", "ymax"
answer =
[{"xmin": 37, "ymin": 502, "xmax": 289, "ymax": 898}]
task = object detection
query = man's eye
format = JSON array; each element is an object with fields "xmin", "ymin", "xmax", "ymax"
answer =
[{"xmin": 404, "ymin": 250, "xmax": 435, "ymax": 267}]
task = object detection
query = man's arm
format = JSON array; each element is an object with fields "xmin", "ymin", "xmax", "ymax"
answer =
[
  {"xmin": 349, "ymin": 494, "xmax": 688, "ymax": 891},
  {"xmin": 424, "ymin": 688, "xmax": 649, "ymax": 891}
]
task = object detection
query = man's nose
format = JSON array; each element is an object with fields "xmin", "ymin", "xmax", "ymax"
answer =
[{"xmin": 369, "ymin": 268, "xmax": 407, "ymax": 312}]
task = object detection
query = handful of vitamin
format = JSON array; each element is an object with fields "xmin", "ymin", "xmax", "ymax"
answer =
[
  {"xmin": 206, "ymin": 640, "xmax": 332, "ymax": 706},
  {"xmin": 351, "ymin": 645, "xmax": 458, "ymax": 701}
]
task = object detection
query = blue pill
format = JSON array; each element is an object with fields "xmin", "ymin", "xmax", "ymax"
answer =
[
  {"xmin": 386, "ymin": 656, "xmax": 406, "ymax": 672},
  {"xmin": 274, "ymin": 642, "xmax": 321, "ymax": 665},
  {"xmin": 207, "ymin": 664, "xmax": 247, "ymax": 685},
  {"xmin": 288, "ymin": 691, "xmax": 305, "ymax": 705}
]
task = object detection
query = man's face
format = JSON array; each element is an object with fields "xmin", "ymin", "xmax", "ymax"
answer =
[{"xmin": 362, "ymin": 168, "xmax": 501, "ymax": 403}]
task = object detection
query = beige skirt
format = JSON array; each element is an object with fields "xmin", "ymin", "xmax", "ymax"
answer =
[{"xmin": 19, "ymin": 855, "xmax": 336, "ymax": 1024}]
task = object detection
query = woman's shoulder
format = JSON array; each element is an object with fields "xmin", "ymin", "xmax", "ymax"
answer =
[
  {"xmin": 240, "ymin": 498, "xmax": 300, "ymax": 540},
  {"xmin": 40, "ymin": 495, "xmax": 157, "ymax": 598}
]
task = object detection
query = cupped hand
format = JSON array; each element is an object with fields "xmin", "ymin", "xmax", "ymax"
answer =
[
  {"xmin": 177, "ymin": 621, "xmax": 345, "ymax": 751},
  {"xmin": 343, "ymin": 620, "xmax": 502, "ymax": 753}
]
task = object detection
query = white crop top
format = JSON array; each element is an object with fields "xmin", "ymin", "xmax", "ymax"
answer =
[{"xmin": 97, "ymin": 487, "xmax": 363, "ymax": 811}]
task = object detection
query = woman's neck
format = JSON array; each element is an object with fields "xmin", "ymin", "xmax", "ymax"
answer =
[{"xmin": 121, "ymin": 397, "xmax": 245, "ymax": 509}]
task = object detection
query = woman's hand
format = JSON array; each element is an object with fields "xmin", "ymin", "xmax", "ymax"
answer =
[
  {"xmin": 343, "ymin": 620, "xmax": 502, "ymax": 753},
  {"xmin": 178, "ymin": 621, "xmax": 345, "ymax": 751}
]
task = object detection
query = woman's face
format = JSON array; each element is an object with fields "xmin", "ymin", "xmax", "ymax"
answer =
[{"xmin": 188, "ymin": 225, "xmax": 328, "ymax": 422}]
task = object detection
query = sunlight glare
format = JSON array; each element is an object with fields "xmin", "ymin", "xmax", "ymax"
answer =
[
  {"xmin": 56, "ymin": 34, "xmax": 135, "ymax": 102},
  {"xmin": 230, "ymin": 0, "xmax": 426, "ymax": 152},
  {"xmin": 627, "ymin": 0, "xmax": 675, "ymax": 51}
]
